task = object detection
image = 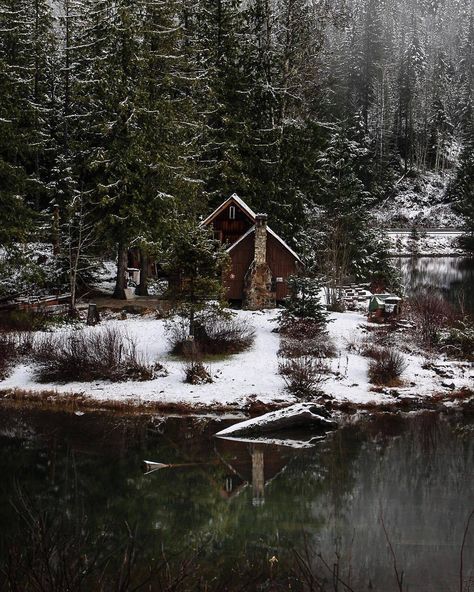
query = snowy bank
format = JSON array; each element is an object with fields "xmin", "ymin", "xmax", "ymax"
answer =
[{"xmin": 0, "ymin": 309, "xmax": 472, "ymax": 411}]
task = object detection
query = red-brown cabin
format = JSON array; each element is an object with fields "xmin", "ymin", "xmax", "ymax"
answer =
[{"xmin": 201, "ymin": 194, "xmax": 301, "ymax": 309}]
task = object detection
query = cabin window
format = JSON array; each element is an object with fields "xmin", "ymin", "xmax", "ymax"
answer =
[{"xmin": 229, "ymin": 205, "xmax": 236, "ymax": 220}]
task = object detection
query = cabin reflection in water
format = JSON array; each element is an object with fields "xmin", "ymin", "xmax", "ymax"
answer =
[{"xmin": 216, "ymin": 439, "xmax": 291, "ymax": 506}]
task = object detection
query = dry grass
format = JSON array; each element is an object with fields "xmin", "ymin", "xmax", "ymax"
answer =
[
  {"xmin": 32, "ymin": 326, "xmax": 155, "ymax": 383},
  {"xmin": 368, "ymin": 347, "xmax": 408, "ymax": 386},
  {"xmin": 0, "ymin": 388, "xmax": 235, "ymax": 415},
  {"xmin": 169, "ymin": 315, "xmax": 255, "ymax": 356}
]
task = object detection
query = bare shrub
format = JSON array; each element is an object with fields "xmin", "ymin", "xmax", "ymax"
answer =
[
  {"xmin": 32, "ymin": 326, "xmax": 154, "ymax": 383},
  {"xmin": 359, "ymin": 332, "xmax": 391, "ymax": 358},
  {"xmin": 184, "ymin": 361, "xmax": 213, "ymax": 385},
  {"xmin": 280, "ymin": 318, "xmax": 327, "ymax": 340},
  {"xmin": 278, "ymin": 356, "xmax": 329, "ymax": 399},
  {"xmin": 0, "ymin": 309, "xmax": 75, "ymax": 332},
  {"xmin": 169, "ymin": 314, "xmax": 255, "ymax": 356},
  {"xmin": 368, "ymin": 347, "xmax": 408, "ymax": 386},
  {"xmin": 279, "ymin": 333, "xmax": 336, "ymax": 359},
  {"xmin": 408, "ymin": 291, "xmax": 457, "ymax": 347},
  {"xmin": 0, "ymin": 332, "xmax": 33, "ymax": 379},
  {"xmin": 0, "ymin": 332, "xmax": 17, "ymax": 379}
]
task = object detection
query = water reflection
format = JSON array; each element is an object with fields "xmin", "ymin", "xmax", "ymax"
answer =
[
  {"xmin": 0, "ymin": 408, "xmax": 472, "ymax": 591},
  {"xmin": 397, "ymin": 256, "xmax": 474, "ymax": 313}
]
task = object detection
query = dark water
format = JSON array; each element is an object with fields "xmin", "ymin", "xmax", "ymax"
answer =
[
  {"xmin": 397, "ymin": 256, "xmax": 474, "ymax": 314},
  {"xmin": 0, "ymin": 408, "xmax": 473, "ymax": 591}
]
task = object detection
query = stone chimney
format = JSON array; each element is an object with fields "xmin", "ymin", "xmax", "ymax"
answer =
[
  {"xmin": 254, "ymin": 214, "xmax": 268, "ymax": 265},
  {"xmin": 243, "ymin": 212, "xmax": 276, "ymax": 310}
]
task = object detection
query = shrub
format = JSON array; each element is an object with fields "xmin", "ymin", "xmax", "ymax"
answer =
[
  {"xmin": 440, "ymin": 320, "xmax": 474, "ymax": 360},
  {"xmin": 368, "ymin": 347, "xmax": 408, "ymax": 386},
  {"xmin": 0, "ymin": 309, "xmax": 76, "ymax": 332},
  {"xmin": 32, "ymin": 326, "xmax": 154, "ymax": 383},
  {"xmin": 0, "ymin": 310, "xmax": 48, "ymax": 332},
  {"xmin": 279, "ymin": 332, "xmax": 336, "ymax": 359},
  {"xmin": 168, "ymin": 314, "xmax": 255, "ymax": 356},
  {"xmin": 278, "ymin": 356, "xmax": 329, "ymax": 400},
  {"xmin": 184, "ymin": 361, "xmax": 213, "ymax": 385},
  {"xmin": 408, "ymin": 291, "xmax": 457, "ymax": 347},
  {"xmin": 0, "ymin": 332, "xmax": 17, "ymax": 379},
  {"xmin": 0, "ymin": 331, "xmax": 33, "ymax": 379}
]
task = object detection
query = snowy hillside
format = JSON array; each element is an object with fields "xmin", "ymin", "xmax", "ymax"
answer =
[{"xmin": 374, "ymin": 172, "xmax": 462, "ymax": 229}]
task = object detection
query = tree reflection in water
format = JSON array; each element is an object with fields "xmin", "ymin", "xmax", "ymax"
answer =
[{"xmin": 0, "ymin": 408, "xmax": 472, "ymax": 591}]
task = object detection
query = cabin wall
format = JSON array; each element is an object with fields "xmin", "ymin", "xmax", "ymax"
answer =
[
  {"xmin": 226, "ymin": 233, "xmax": 254, "ymax": 300},
  {"xmin": 266, "ymin": 234, "xmax": 299, "ymax": 301},
  {"xmin": 212, "ymin": 205, "xmax": 253, "ymax": 245},
  {"xmin": 226, "ymin": 232, "xmax": 298, "ymax": 301}
]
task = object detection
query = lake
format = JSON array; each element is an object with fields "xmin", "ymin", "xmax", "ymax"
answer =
[
  {"xmin": 397, "ymin": 256, "xmax": 474, "ymax": 314},
  {"xmin": 0, "ymin": 407, "xmax": 473, "ymax": 591}
]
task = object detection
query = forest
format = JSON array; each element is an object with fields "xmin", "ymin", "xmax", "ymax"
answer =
[{"xmin": 0, "ymin": 0, "xmax": 473, "ymax": 298}]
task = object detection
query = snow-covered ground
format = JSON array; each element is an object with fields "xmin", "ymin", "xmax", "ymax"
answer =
[
  {"xmin": 374, "ymin": 171, "xmax": 462, "ymax": 229},
  {"xmin": 1, "ymin": 311, "xmax": 285, "ymax": 408},
  {"xmin": 386, "ymin": 230, "xmax": 465, "ymax": 256},
  {"xmin": 1, "ymin": 310, "xmax": 472, "ymax": 410},
  {"xmin": 323, "ymin": 311, "xmax": 472, "ymax": 402}
]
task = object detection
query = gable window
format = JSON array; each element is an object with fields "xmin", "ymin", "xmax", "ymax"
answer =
[{"xmin": 229, "ymin": 205, "xmax": 236, "ymax": 220}]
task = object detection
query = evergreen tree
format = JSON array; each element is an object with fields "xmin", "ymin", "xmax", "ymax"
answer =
[
  {"xmin": 164, "ymin": 221, "xmax": 229, "ymax": 336},
  {"xmin": 281, "ymin": 275, "xmax": 327, "ymax": 327},
  {"xmin": 0, "ymin": 0, "xmax": 55, "ymax": 244},
  {"xmin": 451, "ymin": 135, "xmax": 474, "ymax": 252}
]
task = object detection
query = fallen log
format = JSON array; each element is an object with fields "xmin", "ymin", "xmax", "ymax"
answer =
[{"xmin": 214, "ymin": 402, "xmax": 337, "ymax": 438}]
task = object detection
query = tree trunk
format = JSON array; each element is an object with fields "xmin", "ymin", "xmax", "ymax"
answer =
[
  {"xmin": 113, "ymin": 242, "xmax": 128, "ymax": 299},
  {"xmin": 136, "ymin": 249, "xmax": 149, "ymax": 296}
]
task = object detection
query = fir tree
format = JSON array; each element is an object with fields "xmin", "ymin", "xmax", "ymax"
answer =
[
  {"xmin": 281, "ymin": 275, "xmax": 327, "ymax": 328},
  {"xmin": 451, "ymin": 135, "xmax": 474, "ymax": 252},
  {"xmin": 164, "ymin": 221, "xmax": 229, "ymax": 337}
]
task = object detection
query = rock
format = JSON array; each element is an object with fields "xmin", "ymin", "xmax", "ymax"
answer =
[{"xmin": 215, "ymin": 402, "xmax": 337, "ymax": 437}]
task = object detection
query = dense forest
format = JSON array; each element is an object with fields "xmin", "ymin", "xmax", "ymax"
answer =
[{"xmin": 0, "ymin": 0, "xmax": 473, "ymax": 297}]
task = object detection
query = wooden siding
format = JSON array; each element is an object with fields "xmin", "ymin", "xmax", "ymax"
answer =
[
  {"xmin": 226, "ymin": 231, "xmax": 299, "ymax": 301},
  {"xmin": 266, "ymin": 233, "xmax": 299, "ymax": 300},
  {"xmin": 212, "ymin": 204, "xmax": 253, "ymax": 246},
  {"xmin": 226, "ymin": 232, "xmax": 254, "ymax": 299}
]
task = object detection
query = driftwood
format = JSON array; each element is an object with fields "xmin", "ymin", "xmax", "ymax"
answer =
[{"xmin": 215, "ymin": 403, "xmax": 337, "ymax": 438}]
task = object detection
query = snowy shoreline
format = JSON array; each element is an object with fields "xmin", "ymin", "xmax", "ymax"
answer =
[{"xmin": 1, "ymin": 310, "xmax": 472, "ymax": 413}]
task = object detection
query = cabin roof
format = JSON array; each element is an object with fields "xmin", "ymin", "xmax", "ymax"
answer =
[
  {"xmin": 201, "ymin": 193, "xmax": 257, "ymax": 226},
  {"xmin": 203, "ymin": 193, "xmax": 302, "ymax": 263},
  {"xmin": 226, "ymin": 225, "xmax": 302, "ymax": 263}
]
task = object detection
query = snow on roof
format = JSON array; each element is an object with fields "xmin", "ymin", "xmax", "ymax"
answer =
[
  {"xmin": 225, "ymin": 224, "xmax": 302, "ymax": 263},
  {"xmin": 267, "ymin": 226, "xmax": 302, "ymax": 263},
  {"xmin": 203, "ymin": 193, "xmax": 302, "ymax": 263},
  {"xmin": 201, "ymin": 193, "xmax": 257, "ymax": 227}
]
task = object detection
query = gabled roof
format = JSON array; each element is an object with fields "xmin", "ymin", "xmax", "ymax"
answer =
[
  {"xmin": 225, "ymin": 224, "xmax": 302, "ymax": 264},
  {"xmin": 202, "ymin": 193, "xmax": 302, "ymax": 264},
  {"xmin": 201, "ymin": 193, "xmax": 257, "ymax": 227}
]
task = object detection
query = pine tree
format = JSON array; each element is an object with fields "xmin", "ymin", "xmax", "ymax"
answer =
[
  {"xmin": 451, "ymin": 134, "xmax": 474, "ymax": 252},
  {"xmin": 0, "ymin": 0, "xmax": 55, "ymax": 245},
  {"xmin": 281, "ymin": 275, "xmax": 327, "ymax": 327},
  {"xmin": 164, "ymin": 221, "xmax": 229, "ymax": 336}
]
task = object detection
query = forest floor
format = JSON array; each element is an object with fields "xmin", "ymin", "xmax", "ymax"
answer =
[{"xmin": 1, "ymin": 309, "xmax": 472, "ymax": 413}]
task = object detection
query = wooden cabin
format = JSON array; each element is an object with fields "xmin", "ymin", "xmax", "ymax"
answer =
[{"xmin": 201, "ymin": 194, "xmax": 301, "ymax": 308}]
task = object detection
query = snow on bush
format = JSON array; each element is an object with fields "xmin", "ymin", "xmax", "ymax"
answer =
[{"xmin": 32, "ymin": 326, "xmax": 156, "ymax": 383}]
